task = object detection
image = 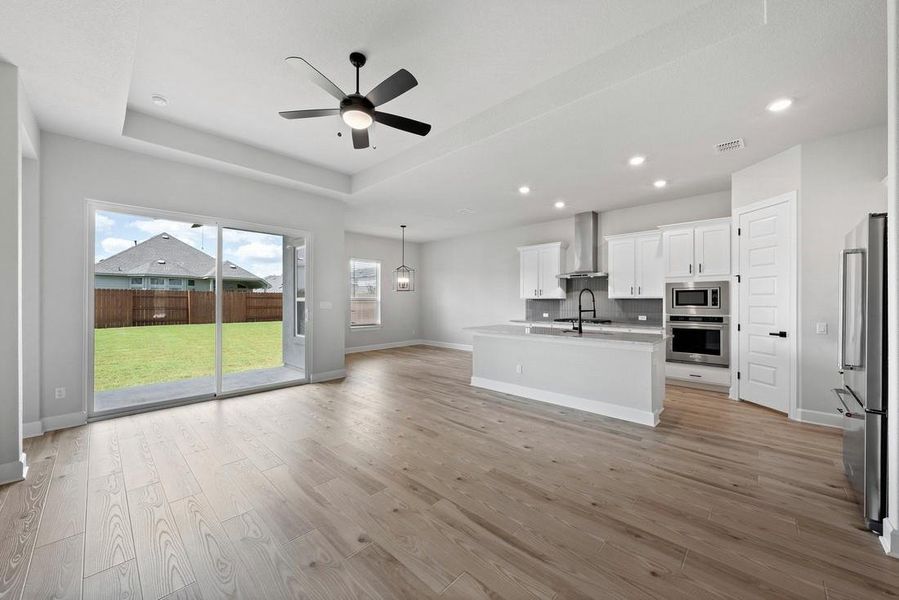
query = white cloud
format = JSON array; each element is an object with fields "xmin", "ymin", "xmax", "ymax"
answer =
[
  {"xmin": 99, "ymin": 237, "xmax": 134, "ymax": 258},
  {"xmin": 95, "ymin": 213, "xmax": 115, "ymax": 231},
  {"xmin": 233, "ymin": 241, "xmax": 282, "ymax": 261}
]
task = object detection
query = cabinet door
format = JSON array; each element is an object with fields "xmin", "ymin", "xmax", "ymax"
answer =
[
  {"xmin": 635, "ymin": 233, "xmax": 664, "ymax": 298},
  {"xmin": 662, "ymin": 228, "xmax": 694, "ymax": 278},
  {"xmin": 607, "ymin": 237, "xmax": 636, "ymax": 298},
  {"xmin": 694, "ymin": 222, "xmax": 731, "ymax": 277},
  {"xmin": 519, "ymin": 248, "xmax": 540, "ymax": 299},
  {"xmin": 538, "ymin": 246, "xmax": 565, "ymax": 298}
]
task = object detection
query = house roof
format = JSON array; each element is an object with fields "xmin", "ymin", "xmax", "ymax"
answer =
[
  {"xmin": 264, "ymin": 275, "xmax": 283, "ymax": 292},
  {"xmin": 95, "ymin": 233, "xmax": 265, "ymax": 283}
]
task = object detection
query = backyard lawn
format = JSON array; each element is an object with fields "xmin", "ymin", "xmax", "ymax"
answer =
[{"xmin": 94, "ymin": 321, "xmax": 282, "ymax": 391}]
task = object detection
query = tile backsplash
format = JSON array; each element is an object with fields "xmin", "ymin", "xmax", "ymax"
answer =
[{"xmin": 525, "ymin": 277, "xmax": 662, "ymax": 325}]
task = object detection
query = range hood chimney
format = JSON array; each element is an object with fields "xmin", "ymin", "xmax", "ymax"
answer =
[{"xmin": 557, "ymin": 211, "xmax": 606, "ymax": 279}]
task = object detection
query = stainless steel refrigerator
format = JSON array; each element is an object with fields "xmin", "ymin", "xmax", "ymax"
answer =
[{"xmin": 835, "ymin": 213, "xmax": 887, "ymax": 534}]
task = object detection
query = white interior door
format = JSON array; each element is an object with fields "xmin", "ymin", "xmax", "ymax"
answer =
[{"xmin": 738, "ymin": 200, "xmax": 792, "ymax": 413}]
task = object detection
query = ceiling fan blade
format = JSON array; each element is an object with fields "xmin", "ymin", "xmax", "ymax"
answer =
[
  {"xmin": 374, "ymin": 111, "xmax": 431, "ymax": 136},
  {"xmin": 366, "ymin": 69, "xmax": 418, "ymax": 106},
  {"xmin": 279, "ymin": 108, "xmax": 339, "ymax": 119},
  {"xmin": 285, "ymin": 56, "xmax": 346, "ymax": 102},
  {"xmin": 352, "ymin": 128, "xmax": 370, "ymax": 149}
]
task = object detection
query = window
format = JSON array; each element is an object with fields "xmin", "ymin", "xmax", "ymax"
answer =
[
  {"xmin": 149, "ymin": 277, "xmax": 165, "ymax": 288},
  {"xmin": 350, "ymin": 258, "xmax": 380, "ymax": 327},
  {"xmin": 296, "ymin": 244, "xmax": 306, "ymax": 336},
  {"xmin": 187, "ymin": 279, "xmax": 195, "ymax": 287},
  {"xmin": 129, "ymin": 277, "xmax": 143, "ymax": 288},
  {"xmin": 167, "ymin": 278, "xmax": 184, "ymax": 290}
]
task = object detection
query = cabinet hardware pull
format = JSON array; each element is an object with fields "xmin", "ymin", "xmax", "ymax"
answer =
[
  {"xmin": 689, "ymin": 264, "xmax": 692, "ymax": 274},
  {"xmin": 699, "ymin": 263, "xmax": 703, "ymax": 273},
  {"xmin": 630, "ymin": 286, "xmax": 633, "ymax": 295},
  {"xmin": 638, "ymin": 286, "xmax": 641, "ymax": 295}
]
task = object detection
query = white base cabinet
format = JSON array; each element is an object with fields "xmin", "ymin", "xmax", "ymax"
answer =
[
  {"xmin": 605, "ymin": 231, "xmax": 663, "ymax": 299},
  {"xmin": 518, "ymin": 242, "xmax": 566, "ymax": 299}
]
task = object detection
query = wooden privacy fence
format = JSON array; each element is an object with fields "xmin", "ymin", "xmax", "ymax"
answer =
[{"xmin": 95, "ymin": 290, "xmax": 283, "ymax": 328}]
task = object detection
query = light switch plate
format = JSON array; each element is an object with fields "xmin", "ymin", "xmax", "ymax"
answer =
[
  {"xmin": 542, "ymin": 313, "xmax": 549, "ymax": 318},
  {"xmin": 638, "ymin": 315, "xmax": 647, "ymax": 321},
  {"xmin": 816, "ymin": 322, "xmax": 828, "ymax": 334}
]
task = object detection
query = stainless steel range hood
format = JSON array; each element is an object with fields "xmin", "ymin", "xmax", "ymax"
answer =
[{"xmin": 557, "ymin": 211, "xmax": 606, "ymax": 279}]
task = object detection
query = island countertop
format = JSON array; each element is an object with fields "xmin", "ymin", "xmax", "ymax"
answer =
[{"xmin": 466, "ymin": 324, "xmax": 666, "ymax": 348}]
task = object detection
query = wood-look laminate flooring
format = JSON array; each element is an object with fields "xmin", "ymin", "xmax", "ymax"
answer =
[{"xmin": 2, "ymin": 346, "xmax": 895, "ymax": 599}]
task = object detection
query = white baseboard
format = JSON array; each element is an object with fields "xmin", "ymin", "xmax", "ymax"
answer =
[
  {"xmin": 0, "ymin": 452, "xmax": 28, "ymax": 485},
  {"xmin": 345, "ymin": 340, "xmax": 423, "ymax": 354},
  {"xmin": 470, "ymin": 376, "xmax": 660, "ymax": 427},
  {"xmin": 795, "ymin": 408, "xmax": 843, "ymax": 429},
  {"xmin": 419, "ymin": 340, "xmax": 472, "ymax": 352},
  {"xmin": 22, "ymin": 421, "xmax": 43, "ymax": 438},
  {"xmin": 881, "ymin": 517, "xmax": 899, "ymax": 558},
  {"xmin": 310, "ymin": 369, "xmax": 347, "ymax": 383},
  {"xmin": 41, "ymin": 411, "xmax": 87, "ymax": 433}
]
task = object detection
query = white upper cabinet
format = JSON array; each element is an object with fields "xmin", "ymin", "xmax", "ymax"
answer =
[
  {"xmin": 694, "ymin": 221, "xmax": 731, "ymax": 277},
  {"xmin": 661, "ymin": 218, "xmax": 731, "ymax": 280},
  {"xmin": 635, "ymin": 233, "xmax": 664, "ymax": 297},
  {"xmin": 662, "ymin": 229, "xmax": 694, "ymax": 278},
  {"xmin": 518, "ymin": 242, "xmax": 566, "ymax": 299},
  {"xmin": 605, "ymin": 231, "xmax": 663, "ymax": 299}
]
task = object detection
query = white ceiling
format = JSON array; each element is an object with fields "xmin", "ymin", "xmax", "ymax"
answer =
[{"xmin": 0, "ymin": 0, "xmax": 887, "ymax": 241}]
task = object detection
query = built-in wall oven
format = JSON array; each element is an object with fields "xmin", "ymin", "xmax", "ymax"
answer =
[
  {"xmin": 666, "ymin": 316, "xmax": 729, "ymax": 367},
  {"xmin": 665, "ymin": 281, "xmax": 730, "ymax": 367}
]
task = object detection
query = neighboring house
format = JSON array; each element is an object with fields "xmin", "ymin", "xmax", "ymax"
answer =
[
  {"xmin": 95, "ymin": 233, "xmax": 267, "ymax": 291},
  {"xmin": 263, "ymin": 275, "xmax": 283, "ymax": 293}
]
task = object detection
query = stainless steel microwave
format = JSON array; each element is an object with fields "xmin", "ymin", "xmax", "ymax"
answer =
[{"xmin": 666, "ymin": 281, "xmax": 729, "ymax": 316}]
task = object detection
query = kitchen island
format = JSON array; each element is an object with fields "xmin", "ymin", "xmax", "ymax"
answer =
[{"xmin": 466, "ymin": 324, "xmax": 666, "ymax": 426}]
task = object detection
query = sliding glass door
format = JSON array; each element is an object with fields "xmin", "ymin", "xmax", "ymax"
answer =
[
  {"xmin": 220, "ymin": 228, "xmax": 306, "ymax": 394},
  {"xmin": 90, "ymin": 205, "xmax": 310, "ymax": 416}
]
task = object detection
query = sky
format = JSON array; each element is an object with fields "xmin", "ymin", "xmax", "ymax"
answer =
[{"xmin": 95, "ymin": 210, "xmax": 285, "ymax": 278}]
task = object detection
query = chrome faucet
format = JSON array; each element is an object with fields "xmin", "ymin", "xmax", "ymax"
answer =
[{"xmin": 577, "ymin": 288, "xmax": 596, "ymax": 334}]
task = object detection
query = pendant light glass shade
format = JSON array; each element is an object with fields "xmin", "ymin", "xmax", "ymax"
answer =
[{"xmin": 393, "ymin": 225, "xmax": 415, "ymax": 292}]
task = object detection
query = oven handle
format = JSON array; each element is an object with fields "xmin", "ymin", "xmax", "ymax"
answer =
[{"xmin": 666, "ymin": 323, "xmax": 727, "ymax": 330}]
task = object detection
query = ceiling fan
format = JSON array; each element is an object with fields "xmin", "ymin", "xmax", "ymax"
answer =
[{"xmin": 279, "ymin": 52, "xmax": 431, "ymax": 149}]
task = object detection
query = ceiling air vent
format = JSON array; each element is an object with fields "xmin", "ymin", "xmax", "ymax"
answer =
[{"xmin": 715, "ymin": 138, "xmax": 745, "ymax": 154}]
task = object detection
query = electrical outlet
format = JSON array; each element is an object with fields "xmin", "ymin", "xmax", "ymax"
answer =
[
  {"xmin": 542, "ymin": 312, "xmax": 549, "ymax": 318},
  {"xmin": 54, "ymin": 387, "xmax": 66, "ymax": 399},
  {"xmin": 515, "ymin": 364, "xmax": 523, "ymax": 374},
  {"xmin": 638, "ymin": 315, "xmax": 647, "ymax": 321},
  {"xmin": 816, "ymin": 322, "xmax": 828, "ymax": 335}
]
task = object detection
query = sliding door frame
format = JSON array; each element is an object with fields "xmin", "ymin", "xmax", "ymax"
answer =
[{"xmin": 84, "ymin": 199, "xmax": 314, "ymax": 419}]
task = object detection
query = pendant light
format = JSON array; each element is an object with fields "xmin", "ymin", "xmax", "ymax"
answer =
[{"xmin": 393, "ymin": 225, "xmax": 415, "ymax": 292}]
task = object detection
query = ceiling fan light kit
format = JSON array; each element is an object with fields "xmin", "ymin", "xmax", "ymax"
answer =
[{"xmin": 280, "ymin": 51, "xmax": 431, "ymax": 149}]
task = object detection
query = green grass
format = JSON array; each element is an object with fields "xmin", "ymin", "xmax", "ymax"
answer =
[{"xmin": 94, "ymin": 321, "xmax": 283, "ymax": 391}]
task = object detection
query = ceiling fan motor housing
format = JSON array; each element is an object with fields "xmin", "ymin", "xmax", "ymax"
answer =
[{"xmin": 340, "ymin": 94, "xmax": 375, "ymax": 129}]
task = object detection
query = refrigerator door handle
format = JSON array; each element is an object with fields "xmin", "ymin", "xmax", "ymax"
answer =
[{"xmin": 839, "ymin": 249, "xmax": 866, "ymax": 370}]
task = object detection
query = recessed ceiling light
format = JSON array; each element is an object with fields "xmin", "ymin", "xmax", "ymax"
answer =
[
  {"xmin": 518, "ymin": 186, "xmax": 531, "ymax": 195},
  {"xmin": 151, "ymin": 94, "xmax": 168, "ymax": 107},
  {"xmin": 554, "ymin": 201, "xmax": 566, "ymax": 209},
  {"xmin": 766, "ymin": 97, "xmax": 793, "ymax": 113},
  {"xmin": 628, "ymin": 155, "xmax": 646, "ymax": 167},
  {"xmin": 653, "ymin": 179, "xmax": 667, "ymax": 189}
]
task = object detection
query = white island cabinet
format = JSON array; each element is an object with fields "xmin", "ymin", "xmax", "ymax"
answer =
[{"xmin": 466, "ymin": 325, "xmax": 666, "ymax": 426}]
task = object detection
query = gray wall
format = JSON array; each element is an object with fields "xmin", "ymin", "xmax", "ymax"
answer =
[
  {"xmin": 731, "ymin": 126, "xmax": 887, "ymax": 420},
  {"xmin": 345, "ymin": 231, "xmax": 422, "ymax": 350},
  {"xmin": 599, "ymin": 190, "xmax": 731, "ymax": 271},
  {"xmin": 21, "ymin": 158, "xmax": 40, "ymax": 430},
  {"xmin": 420, "ymin": 192, "xmax": 730, "ymax": 347},
  {"xmin": 38, "ymin": 133, "xmax": 347, "ymax": 423},
  {"xmin": 800, "ymin": 127, "xmax": 887, "ymax": 417},
  {"xmin": 0, "ymin": 62, "xmax": 22, "ymax": 478}
]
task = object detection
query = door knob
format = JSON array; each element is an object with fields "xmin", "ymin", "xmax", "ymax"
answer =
[{"xmin": 768, "ymin": 331, "xmax": 788, "ymax": 338}]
